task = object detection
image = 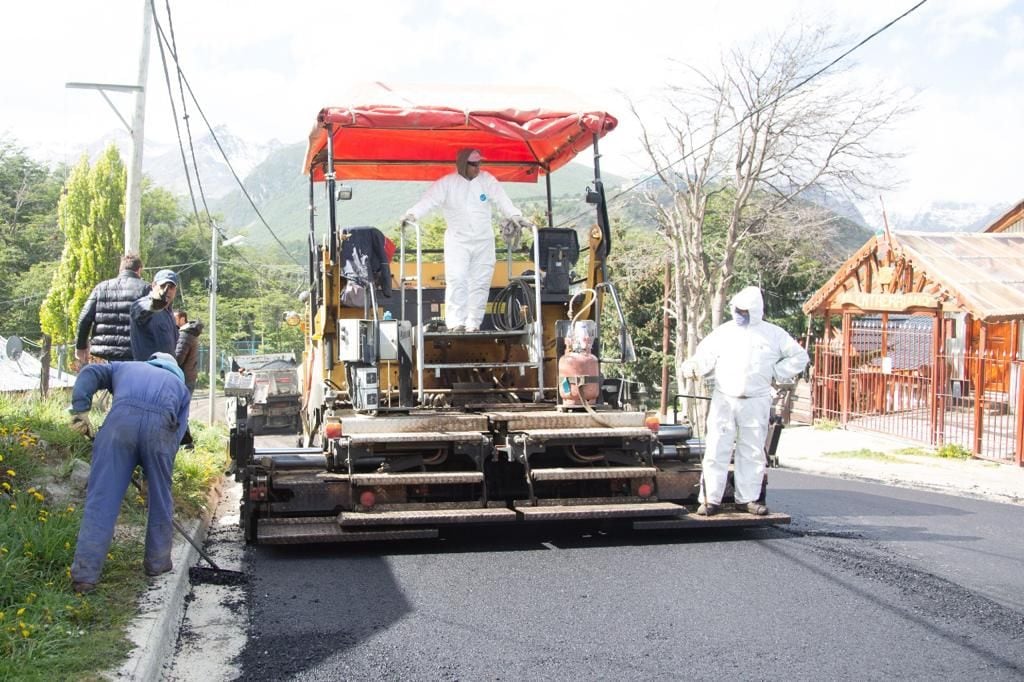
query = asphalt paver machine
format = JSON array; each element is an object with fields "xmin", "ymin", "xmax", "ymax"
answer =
[{"xmin": 227, "ymin": 92, "xmax": 791, "ymax": 543}]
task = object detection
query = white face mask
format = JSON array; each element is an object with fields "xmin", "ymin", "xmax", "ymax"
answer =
[{"xmin": 735, "ymin": 310, "xmax": 750, "ymax": 326}]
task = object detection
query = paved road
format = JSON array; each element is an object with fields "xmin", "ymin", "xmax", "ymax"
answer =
[{"xmin": 215, "ymin": 465, "xmax": 1024, "ymax": 681}]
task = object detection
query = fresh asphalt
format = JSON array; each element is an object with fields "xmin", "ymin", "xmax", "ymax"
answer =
[{"xmin": 207, "ymin": 455, "xmax": 1024, "ymax": 680}]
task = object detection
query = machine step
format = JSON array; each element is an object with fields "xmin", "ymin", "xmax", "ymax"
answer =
[
  {"xmin": 530, "ymin": 466, "xmax": 656, "ymax": 481},
  {"xmin": 350, "ymin": 471, "xmax": 485, "ymax": 486},
  {"xmin": 256, "ymin": 516, "xmax": 438, "ymax": 543},
  {"xmin": 514, "ymin": 501, "xmax": 684, "ymax": 521},
  {"xmin": 346, "ymin": 431, "xmax": 488, "ymax": 445},
  {"xmin": 633, "ymin": 511, "xmax": 791, "ymax": 530},
  {"xmin": 339, "ymin": 507, "xmax": 518, "ymax": 526}
]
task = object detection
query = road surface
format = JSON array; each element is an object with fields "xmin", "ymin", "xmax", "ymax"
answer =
[{"xmin": 169, "ymin": 443, "xmax": 1024, "ymax": 680}]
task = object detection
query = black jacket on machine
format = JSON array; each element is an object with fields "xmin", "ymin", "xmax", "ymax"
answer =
[
  {"xmin": 75, "ymin": 271, "xmax": 152, "ymax": 360},
  {"xmin": 340, "ymin": 227, "xmax": 393, "ymax": 307}
]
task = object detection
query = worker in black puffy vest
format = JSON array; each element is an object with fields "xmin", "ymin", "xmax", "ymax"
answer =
[{"xmin": 75, "ymin": 253, "xmax": 151, "ymax": 365}]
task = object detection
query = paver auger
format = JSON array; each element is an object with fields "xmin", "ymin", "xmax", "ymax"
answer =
[{"xmin": 226, "ymin": 94, "xmax": 791, "ymax": 544}]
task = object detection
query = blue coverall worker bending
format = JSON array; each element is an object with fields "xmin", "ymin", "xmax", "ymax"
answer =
[{"xmin": 67, "ymin": 353, "xmax": 191, "ymax": 594}]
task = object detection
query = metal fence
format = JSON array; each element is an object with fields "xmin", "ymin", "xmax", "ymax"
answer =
[{"xmin": 812, "ymin": 317, "xmax": 1023, "ymax": 464}]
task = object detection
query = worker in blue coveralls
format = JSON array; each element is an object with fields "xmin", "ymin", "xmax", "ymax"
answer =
[{"xmin": 67, "ymin": 353, "xmax": 191, "ymax": 594}]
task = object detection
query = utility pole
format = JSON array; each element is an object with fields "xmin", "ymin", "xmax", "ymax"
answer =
[
  {"xmin": 124, "ymin": 0, "xmax": 152, "ymax": 255},
  {"xmin": 209, "ymin": 233, "xmax": 244, "ymax": 424},
  {"xmin": 65, "ymin": 0, "xmax": 152, "ymax": 255}
]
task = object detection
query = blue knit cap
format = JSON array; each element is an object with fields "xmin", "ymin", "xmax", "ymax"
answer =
[{"xmin": 147, "ymin": 352, "xmax": 185, "ymax": 383}]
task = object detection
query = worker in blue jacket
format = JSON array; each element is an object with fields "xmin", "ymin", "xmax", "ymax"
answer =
[
  {"xmin": 67, "ymin": 353, "xmax": 191, "ymax": 594},
  {"xmin": 130, "ymin": 269, "xmax": 180, "ymax": 360}
]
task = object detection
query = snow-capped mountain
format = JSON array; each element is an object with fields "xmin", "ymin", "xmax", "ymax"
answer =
[
  {"xmin": 39, "ymin": 126, "xmax": 281, "ymax": 200},
  {"xmin": 887, "ymin": 200, "xmax": 1012, "ymax": 233}
]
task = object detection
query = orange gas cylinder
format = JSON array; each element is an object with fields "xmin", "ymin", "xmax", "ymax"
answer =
[{"xmin": 558, "ymin": 351, "xmax": 600, "ymax": 405}]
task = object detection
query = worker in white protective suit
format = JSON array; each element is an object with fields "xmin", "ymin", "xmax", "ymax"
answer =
[
  {"xmin": 681, "ymin": 286, "xmax": 809, "ymax": 516},
  {"xmin": 403, "ymin": 148, "xmax": 531, "ymax": 333}
]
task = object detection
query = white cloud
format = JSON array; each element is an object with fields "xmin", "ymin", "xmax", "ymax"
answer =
[{"xmin": 1, "ymin": 0, "xmax": 1021, "ymax": 213}]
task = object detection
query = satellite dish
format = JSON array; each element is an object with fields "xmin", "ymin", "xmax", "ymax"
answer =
[{"xmin": 5, "ymin": 336, "xmax": 23, "ymax": 361}]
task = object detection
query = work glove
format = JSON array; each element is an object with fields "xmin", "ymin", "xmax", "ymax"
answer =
[
  {"xmin": 69, "ymin": 411, "xmax": 93, "ymax": 439},
  {"xmin": 514, "ymin": 216, "xmax": 535, "ymax": 232},
  {"xmin": 500, "ymin": 219, "xmax": 524, "ymax": 251},
  {"xmin": 401, "ymin": 212, "xmax": 417, "ymax": 226},
  {"xmin": 680, "ymin": 360, "xmax": 699, "ymax": 379}
]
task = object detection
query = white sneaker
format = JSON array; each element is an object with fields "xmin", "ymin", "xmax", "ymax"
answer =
[
  {"xmin": 465, "ymin": 326, "xmax": 480, "ymax": 333},
  {"xmin": 449, "ymin": 325, "xmax": 465, "ymax": 333}
]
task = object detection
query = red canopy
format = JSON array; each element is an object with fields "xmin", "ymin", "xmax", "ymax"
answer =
[{"xmin": 303, "ymin": 104, "xmax": 617, "ymax": 183}]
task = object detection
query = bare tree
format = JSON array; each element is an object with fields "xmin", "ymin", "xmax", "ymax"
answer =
[{"xmin": 631, "ymin": 25, "xmax": 910, "ymax": 391}]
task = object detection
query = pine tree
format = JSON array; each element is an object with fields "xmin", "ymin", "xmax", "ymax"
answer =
[{"xmin": 39, "ymin": 145, "xmax": 126, "ymax": 346}]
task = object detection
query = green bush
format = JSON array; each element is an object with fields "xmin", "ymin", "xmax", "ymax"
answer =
[{"xmin": 936, "ymin": 443, "xmax": 973, "ymax": 460}]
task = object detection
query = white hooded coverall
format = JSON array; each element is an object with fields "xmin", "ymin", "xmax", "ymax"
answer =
[
  {"xmin": 406, "ymin": 158, "xmax": 522, "ymax": 330},
  {"xmin": 682, "ymin": 286, "xmax": 809, "ymax": 506}
]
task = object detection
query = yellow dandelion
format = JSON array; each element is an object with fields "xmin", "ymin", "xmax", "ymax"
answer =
[
  {"xmin": 107, "ymin": 552, "xmax": 113, "ymax": 560},
  {"xmin": 21, "ymin": 629, "xmax": 30, "ymax": 638},
  {"xmin": 9, "ymin": 504, "xmax": 16, "ymax": 510},
  {"xmin": 27, "ymin": 593, "xmax": 36, "ymax": 603},
  {"xmin": 16, "ymin": 608, "xmax": 25, "ymax": 617},
  {"xmin": 66, "ymin": 505, "xmax": 75, "ymax": 512},
  {"xmin": 0, "ymin": 454, "xmax": 4, "ymax": 462},
  {"xmin": 64, "ymin": 542, "xmax": 70, "ymax": 550},
  {"xmin": 6, "ymin": 470, "xmax": 14, "ymax": 476},
  {"xmin": 33, "ymin": 492, "xmax": 45, "ymax": 502},
  {"xmin": 1, "ymin": 482, "xmax": 10, "ymax": 491},
  {"xmin": 38, "ymin": 516, "xmax": 47, "ymax": 523}
]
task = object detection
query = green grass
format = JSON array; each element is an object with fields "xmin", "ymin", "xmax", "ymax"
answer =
[
  {"xmin": 821, "ymin": 448, "xmax": 901, "ymax": 462},
  {"xmin": 895, "ymin": 446, "xmax": 933, "ymax": 456},
  {"xmin": 813, "ymin": 418, "xmax": 840, "ymax": 431},
  {"xmin": 0, "ymin": 392, "xmax": 226, "ymax": 679},
  {"xmin": 935, "ymin": 443, "xmax": 973, "ymax": 459}
]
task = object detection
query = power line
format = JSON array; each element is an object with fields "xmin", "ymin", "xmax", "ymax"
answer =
[
  {"xmin": 150, "ymin": 10, "xmax": 304, "ymax": 271},
  {"xmin": 150, "ymin": 2, "xmax": 263, "ymax": 275},
  {"xmin": 558, "ymin": 0, "xmax": 930, "ymax": 227}
]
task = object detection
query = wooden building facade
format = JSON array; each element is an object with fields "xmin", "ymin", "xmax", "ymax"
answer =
[{"xmin": 802, "ymin": 229, "xmax": 1024, "ymax": 466}]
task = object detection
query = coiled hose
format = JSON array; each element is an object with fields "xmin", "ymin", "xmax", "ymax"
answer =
[{"xmin": 491, "ymin": 279, "xmax": 536, "ymax": 331}]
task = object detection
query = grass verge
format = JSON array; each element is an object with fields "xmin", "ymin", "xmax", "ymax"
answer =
[
  {"xmin": 821, "ymin": 448, "xmax": 901, "ymax": 462},
  {"xmin": 0, "ymin": 391, "xmax": 226, "ymax": 680}
]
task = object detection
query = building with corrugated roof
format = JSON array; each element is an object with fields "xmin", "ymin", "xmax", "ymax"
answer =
[
  {"xmin": 0, "ymin": 336, "xmax": 75, "ymax": 394},
  {"xmin": 802, "ymin": 209, "xmax": 1024, "ymax": 466}
]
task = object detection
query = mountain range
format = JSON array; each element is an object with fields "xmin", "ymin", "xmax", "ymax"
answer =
[{"xmin": 63, "ymin": 127, "xmax": 1016, "ymax": 244}]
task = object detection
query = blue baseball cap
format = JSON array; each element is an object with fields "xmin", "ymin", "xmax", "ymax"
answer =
[{"xmin": 154, "ymin": 269, "xmax": 179, "ymax": 286}]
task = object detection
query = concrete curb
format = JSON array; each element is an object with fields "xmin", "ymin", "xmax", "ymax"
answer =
[{"xmin": 113, "ymin": 480, "xmax": 223, "ymax": 680}]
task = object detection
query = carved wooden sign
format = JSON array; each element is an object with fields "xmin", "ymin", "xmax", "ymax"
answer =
[{"xmin": 834, "ymin": 291, "xmax": 938, "ymax": 311}]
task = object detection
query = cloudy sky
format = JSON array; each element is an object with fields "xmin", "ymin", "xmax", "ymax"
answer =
[{"xmin": 2, "ymin": 0, "xmax": 1021, "ymax": 218}]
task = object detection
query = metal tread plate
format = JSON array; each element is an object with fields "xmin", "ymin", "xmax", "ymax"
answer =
[
  {"xmin": 423, "ymin": 329, "xmax": 529, "ymax": 340},
  {"xmin": 345, "ymin": 431, "xmax": 487, "ymax": 445},
  {"xmin": 339, "ymin": 507, "xmax": 517, "ymax": 526},
  {"xmin": 350, "ymin": 471, "xmax": 484, "ymax": 486},
  {"xmin": 633, "ymin": 511, "xmax": 791, "ymax": 529},
  {"xmin": 519, "ymin": 426, "xmax": 653, "ymax": 441},
  {"xmin": 488, "ymin": 410, "xmax": 646, "ymax": 431},
  {"xmin": 341, "ymin": 414, "xmax": 489, "ymax": 434},
  {"xmin": 256, "ymin": 516, "xmax": 439, "ymax": 543},
  {"xmin": 530, "ymin": 466, "xmax": 657, "ymax": 481},
  {"xmin": 514, "ymin": 501, "xmax": 683, "ymax": 521}
]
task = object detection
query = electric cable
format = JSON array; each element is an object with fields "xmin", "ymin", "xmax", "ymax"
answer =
[{"xmin": 555, "ymin": 0, "xmax": 930, "ymax": 229}]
